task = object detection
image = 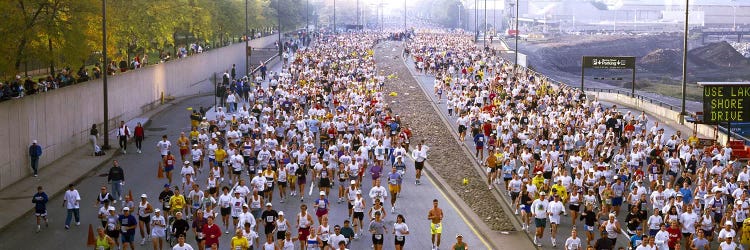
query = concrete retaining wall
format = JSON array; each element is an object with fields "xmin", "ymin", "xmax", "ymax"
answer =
[{"xmin": 0, "ymin": 42, "xmax": 248, "ymax": 189}]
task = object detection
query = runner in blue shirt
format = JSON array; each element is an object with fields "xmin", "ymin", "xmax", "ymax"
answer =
[{"xmin": 32, "ymin": 185, "xmax": 49, "ymax": 232}]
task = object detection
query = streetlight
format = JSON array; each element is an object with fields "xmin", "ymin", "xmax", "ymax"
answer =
[
  {"xmin": 404, "ymin": 0, "xmax": 407, "ymax": 32},
  {"xmin": 484, "ymin": 0, "xmax": 487, "ymax": 46},
  {"xmin": 475, "ymin": 0, "xmax": 479, "ymax": 41},
  {"xmin": 513, "ymin": 0, "xmax": 519, "ymax": 73},
  {"xmin": 306, "ymin": 0, "xmax": 310, "ymax": 31},
  {"xmin": 245, "ymin": 0, "xmax": 249, "ymax": 77},
  {"xmin": 457, "ymin": 3, "xmax": 462, "ymax": 29},
  {"xmin": 680, "ymin": 0, "xmax": 689, "ymax": 124},
  {"xmin": 101, "ymin": 0, "xmax": 110, "ymax": 150},
  {"xmin": 277, "ymin": 0, "xmax": 282, "ymax": 57},
  {"xmin": 333, "ymin": 0, "xmax": 337, "ymax": 34}
]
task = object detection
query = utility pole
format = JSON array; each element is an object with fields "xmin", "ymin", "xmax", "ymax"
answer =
[
  {"xmin": 475, "ymin": 0, "xmax": 479, "ymax": 41},
  {"xmin": 101, "ymin": 0, "xmax": 110, "ymax": 150},
  {"xmin": 357, "ymin": 0, "xmax": 360, "ymax": 27},
  {"xmin": 245, "ymin": 0, "xmax": 249, "ymax": 77},
  {"xmin": 680, "ymin": 0, "xmax": 689, "ymax": 124},
  {"xmin": 514, "ymin": 0, "xmax": 519, "ymax": 74},
  {"xmin": 484, "ymin": 0, "xmax": 487, "ymax": 46},
  {"xmin": 277, "ymin": 0, "xmax": 282, "ymax": 57},
  {"xmin": 306, "ymin": 0, "xmax": 309, "ymax": 31}
]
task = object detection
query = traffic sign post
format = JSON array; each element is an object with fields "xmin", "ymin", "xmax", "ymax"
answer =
[{"xmin": 581, "ymin": 56, "xmax": 636, "ymax": 96}]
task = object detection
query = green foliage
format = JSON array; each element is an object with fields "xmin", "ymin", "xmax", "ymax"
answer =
[{"xmin": 0, "ymin": 0, "xmax": 291, "ymax": 78}]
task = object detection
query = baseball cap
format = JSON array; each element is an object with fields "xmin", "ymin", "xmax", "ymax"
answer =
[
  {"xmin": 123, "ymin": 207, "xmax": 130, "ymax": 211},
  {"xmin": 535, "ymin": 171, "xmax": 542, "ymax": 175},
  {"xmin": 141, "ymin": 194, "xmax": 148, "ymax": 198},
  {"xmin": 278, "ymin": 211, "xmax": 284, "ymax": 216},
  {"xmin": 356, "ymin": 190, "xmax": 362, "ymax": 194},
  {"xmin": 350, "ymin": 180, "xmax": 356, "ymax": 185},
  {"xmin": 320, "ymin": 191, "xmax": 326, "ymax": 196},
  {"xmin": 539, "ymin": 191, "xmax": 547, "ymax": 196},
  {"xmin": 184, "ymin": 161, "xmax": 190, "ymax": 165},
  {"xmin": 154, "ymin": 208, "xmax": 161, "ymax": 213},
  {"xmin": 164, "ymin": 184, "xmax": 170, "ymax": 188},
  {"xmin": 242, "ymin": 204, "xmax": 249, "ymax": 208},
  {"xmin": 726, "ymin": 221, "xmax": 733, "ymax": 226},
  {"xmin": 32, "ymin": 140, "xmax": 38, "ymax": 144},
  {"xmin": 266, "ymin": 203, "xmax": 273, "ymax": 207},
  {"xmin": 193, "ymin": 144, "xmax": 198, "ymax": 147},
  {"xmin": 107, "ymin": 207, "xmax": 116, "ymax": 211}
]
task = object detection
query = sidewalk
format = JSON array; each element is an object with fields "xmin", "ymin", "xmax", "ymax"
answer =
[{"xmin": 0, "ymin": 95, "xmax": 198, "ymax": 231}]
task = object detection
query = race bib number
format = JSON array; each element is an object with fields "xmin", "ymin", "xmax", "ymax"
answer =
[
  {"xmin": 396, "ymin": 236, "xmax": 405, "ymax": 241},
  {"xmin": 267, "ymin": 182, "xmax": 273, "ymax": 187},
  {"xmin": 434, "ymin": 224, "xmax": 440, "ymax": 229},
  {"xmin": 375, "ymin": 234, "xmax": 383, "ymax": 240},
  {"xmin": 267, "ymin": 216, "xmax": 274, "ymax": 222}
]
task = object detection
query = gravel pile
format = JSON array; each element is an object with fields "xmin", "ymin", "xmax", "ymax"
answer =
[
  {"xmin": 730, "ymin": 41, "xmax": 750, "ymax": 58},
  {"xmin": 373, "ymin": 41, "xmax": 515, "ymax": 231}
]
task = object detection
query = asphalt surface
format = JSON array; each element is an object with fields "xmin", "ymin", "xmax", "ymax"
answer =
[{"xmin": 0, "ymin": 48, "xmax": 488, "ymax": 250}]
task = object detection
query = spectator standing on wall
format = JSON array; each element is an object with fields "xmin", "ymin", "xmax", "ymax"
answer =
[
  {"xmin": 29, "ymin": 140, "xmax": 42, "ymax": 177},
  {"xmin": 118, "ymin": 121, "xmax": 131, "ymax": 154}
]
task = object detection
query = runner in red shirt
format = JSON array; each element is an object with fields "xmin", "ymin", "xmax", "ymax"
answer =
[{"xmin": 666, "ymin": 220, "xmax": 682, "ymax": 249}]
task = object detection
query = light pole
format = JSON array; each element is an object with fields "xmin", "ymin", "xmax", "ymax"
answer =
[
  {"xmin": 333, "ymin": 0, "xmax": 337, "ymax": 34},
  {"xmin": 680, "ymin": 0, "xmax": 689, "ymax": 124},
  {"xmin": 475, "ymin": 0, "xmax": 479, "ymax": 41},
  {"xmin": 277, "ymin": 0, "xmax": 282, "ymax": 57},
  {"xmin": 245, "ymin": 0, "xmax": 249, "ymax": 76},
  {"xmin": 306, "ymin": 0, "xmax": 309, "ymax": 31},
  {"xmin": 458, "ymin": 3, "xmax": 462, "ymax": 29},
  {"xmin": 101, "ymin": 0, "xmax": 110, "ymax": 150},
  {"xmin": 484, "ymin": 0, "xmax": 487, "ymax": 46},
  {"xmin": 404, "ymin": 0, "xmax": 407, "ymax": 32},
  {"xmin": 513, "ymin": 0, "xmax": 519, "ymax": 73},
  {"xmin": 357, "ymin": 0, "xmax": 360, "ymax": 27}
]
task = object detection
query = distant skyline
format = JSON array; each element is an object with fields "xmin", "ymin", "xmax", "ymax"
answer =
[{"xmin": 459, "ymin": 0, "xmax": 750, "ymax": 9}]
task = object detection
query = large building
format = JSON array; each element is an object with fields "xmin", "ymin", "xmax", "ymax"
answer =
[{"xmin": 464, "ymin": 0, "xmax": 750, "ymax": 33}]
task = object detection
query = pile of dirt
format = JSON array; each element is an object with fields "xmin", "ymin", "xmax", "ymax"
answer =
[
  {"xmin": 533, "ymin": 34, "xmax": 683, "ymax": 73},
  {"xmin": 689, "ymin": 41, "xmax": 750, "ymax": 68},
  {"xmin": 640, "ymin": 49, "xmax": 682, "ymax": 73}
]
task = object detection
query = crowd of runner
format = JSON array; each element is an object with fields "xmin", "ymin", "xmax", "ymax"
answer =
[
  {"xmin": 405, "ymin": 31, "xmax": 749, "ymax": 250},
  {"xmin": 31, "ymin": 31, "xmax": 483, "ymax": 250}
]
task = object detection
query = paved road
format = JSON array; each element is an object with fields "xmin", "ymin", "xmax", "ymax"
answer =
[
  {"xmin": 401, "ymin": 41, "xmax": 688, "ymax": 250},
  {"xmin": 0, "ymin": 49, "xmax": 488, "ymax": 250}
]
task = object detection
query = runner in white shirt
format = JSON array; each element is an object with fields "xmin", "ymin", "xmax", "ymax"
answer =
[
  {"xmin": 564, "ymin": 230, "xmax": 582, "ymax": 250},
  {"xmin": 217, "ymin": 187, "xmax": 233, "ymax": 233},
  {"xmin": 150, "ymin": 209, "xmax": 166, "ymax": 249},
  {"xmin": 547, "ymin": 195, "xmax": 565, "ymax": 247},
  {"xmin": 171, "ymin": 235, "xmax": 194, "ymax": 250},
  {"xmin": 531, "ymin": 192, "xmax": 550, "ymax": 247}
]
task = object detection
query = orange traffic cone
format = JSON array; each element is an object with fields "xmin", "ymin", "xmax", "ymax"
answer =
[
  {"xmin": 86, "ymin": 224, "xmax": 95, "ymax": 247},
  {"xmin": 157, "ymin": 164, "xmax": 164, "ymax": 179}
]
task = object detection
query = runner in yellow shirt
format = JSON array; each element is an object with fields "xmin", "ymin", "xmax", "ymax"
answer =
[
  {"xmin": 230, "ymin": 229, "xmax": 249, "ymax": 250},
  {"xmin": 215, "ymin": 145, "xmax": 228, "ymax": 179},
  {"xmin": 169, "ymin": 187, "xmax": 186, "ymax": 216}
]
